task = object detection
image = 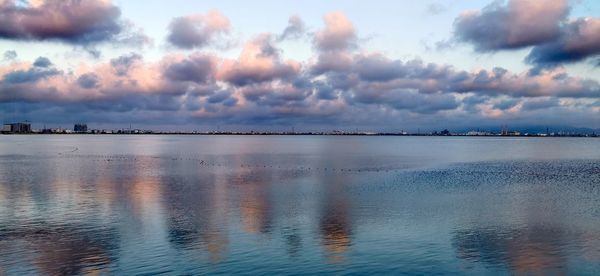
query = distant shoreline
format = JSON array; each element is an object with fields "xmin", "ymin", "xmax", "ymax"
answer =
[{"xmin": 1, "ymin": 133, "xmax": 598, "ymax": 138}]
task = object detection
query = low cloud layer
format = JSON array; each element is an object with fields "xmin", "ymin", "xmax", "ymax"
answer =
[{"xmin": 1, "ymin": 7, "xmax": 599, "ymax": 130}]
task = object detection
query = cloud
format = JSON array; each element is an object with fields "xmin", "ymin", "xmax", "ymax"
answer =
[
  {"xmin": 238, "ymin": 81, "xmax": 312, "ymax": 108},
  {"xmin": 521, "ymin": 97, "xmax": 559, "ymax": 111},
  {"xmin": 77, "ymin": 73, "xmax": 100, "ymax": 89},
  {"xmin": 277, "ymin": 15, "xmax": 306, "ymax": 41},
  {"xmin": 353, "ymin": 54, "xmax": 406, "ymax": 82},
  {"xmin": 163, "ymin": 54, "xmax": 217, "ymax": 84},
  {"xmin": 311, "ymin": 11, "xmax": 358, "ymax": 77},
  {"xmin": 0, "ymin": 10, "xmax": 598, "ymax": 129},
  {"xmin": 350, "ymin": 88, "xmax": 460, "ymax": 114},
  {"xmin": 33, "ymin": 57, "xmax": 52, "ymax": 68},
  {"xmin": 219, "ymin": 34, "xmax": 300, "ymax": 86},
  {"xmin": 167, "ymin": 10, "xmax": 230, "ymax": 49},
  {"xmin": 110, "ymin": 53, "xmax": 143, "ymax": 76},
  {"xmin": 206, "ymin": 90, "xmax": 231, "ymax": 103},
  {"xmin": 2, "ymin": 57, "xmax": 60, "ymax": 84},
  {"xmin": 2, "ymin": 50, "xmax": 17, "ymax": 61},
  {"xmin": 493, "ymin": 98, "xmax": 520, "ymax": 110},
  {"xmin": 452, "ymin": 0, "xmax": 600, "ymax": 67},
  {"xmin": 2, "ymin": 68, "xmax": 60, "ymax": 85},
  {"xmin": 314, "ymin": 81, "xmax": 338, "ymax": 100},
  {"xmin": 453, "ymin": 0, "xmax": 569, "ymax": 51},
  {"xmin": 0, "ymin": 0, "xmax": 148, "ymax": 45},
  {"xmin": 526, "ymin": 18, "xmax": 600, "ymax": 66},
  {"xmin": 314, "ymin": 11, "xmax": 357, "ymax": 52},
  {"xmin": 425, "ymin": 3, "xmax": 447, "ymax": 15},
  {"xmin": 310, "ymin": 51, "xmax": 353, "ymax": 76}
]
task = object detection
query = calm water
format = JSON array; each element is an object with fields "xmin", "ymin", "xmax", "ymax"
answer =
[{"xmin": 0, "ymin": 135, "xmax": 599, "ymax": 275}]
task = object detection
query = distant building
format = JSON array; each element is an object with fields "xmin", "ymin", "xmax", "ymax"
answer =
[
  {"xmin": 74, "ymin": 123, "xmax": 88, "ymax": 133},
  {"xmin": 1, "ymin": 123, "xmax": 32, "ymax": 134},
  {"xmin": 467, "ymin": 131, "xmax": 492, "ymax": 136}
]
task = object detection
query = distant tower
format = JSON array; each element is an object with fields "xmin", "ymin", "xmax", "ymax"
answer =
[
  {"xmin": 74, "ymin": 123, "xmax": 88, "ymax": 133},
  {"xmin": 501, "ymin": 125, "xmax": 509, "ymax": 136}
]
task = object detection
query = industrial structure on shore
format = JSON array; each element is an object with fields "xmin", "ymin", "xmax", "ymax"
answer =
[{"xmin": 1, "ymin": 122, "xmax": 32, "ymax": 134}]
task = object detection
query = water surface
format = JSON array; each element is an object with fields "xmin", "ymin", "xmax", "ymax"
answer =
[{"xmin": 0, "ymin": 136, "xmax": 599, "ymax": 274}]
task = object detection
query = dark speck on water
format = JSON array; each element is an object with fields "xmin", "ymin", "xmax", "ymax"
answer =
[{"xmin": 0, "ymin": 135, "xmax": 599, "ymax": 275}]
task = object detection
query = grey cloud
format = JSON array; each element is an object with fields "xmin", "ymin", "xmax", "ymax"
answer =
[
  {"xmin": 521, "ymin": 98, "xmax": 560, "ymax": 111},
  {"xmin": 110, "ymin": 53, "xmax": 142, "ymax": 76},
  {"xmin": 453, "ymin": 0, "xmax": 568, "ymax": 52},
  {"xmin": 526, "ymin": 18, "xmax": 600, "ymax": 66},
  {"xmin": 395, "ymin": 94, "xmax": 459, "ymax": 114},
  {"xmin": 310, "ymin": 52, "xmax": 353, "ymax": 76},
  {"xmin": 85, "ymin": 48, "xmax": 102, "ymax": 59},
  {"xmin": 426, "ymin": 3, "xmax": 448, "ymax": 15},
  {"xmin": 311, "ymin": 53, "xmax": 600, "ymax": 99},
  {"xmin": 354, "ymin": 54, "xmax": 406, "ymax": 82},
  {"xmin": 1, "ymin": 11, "xmax": 600, "ymax": 130},
  {"xmin": 278, "ymin": 16, "xmax": 306, "ymax": 41},
  {"xmin": 207, "ymin": 90, "xmax": 232, "ymax": 104},
  {"xmin": 0, "ymin": 0, "xmax": 145, "ymax": 45},
  {"xmin": 321, "ymin": 72, "xmax": 359, "ymax": 92},
  {"xmin": 77, "ymin": 73, "xmax": 100, "ymax": 89},
  {"xmin": 75, "ymin": 93, "xmax": 183, "ymax": 113},
  {"xmin": 453, "ymin": 0, "xmax": 600, "ymax": 67},
  {"xmin": 462, "ymin": 94, "xmax": 491, "ymax": 112},
  {"xmin": 2, "ymin": 65, "xmax": 60, "ymax": 84},
  {"xmin": 240, "ymin": 85, "xmax": 270, "ymax": 102},
  {"xmin": 314, "ymin": 81, "xmax": 338, "ymax": 100},
  {"xmin": 167, "ymin": 11, "xmax": 230, "ymax": 49},
  {"xmin": 3, "ymin": 50, "xmax": 17, "ymax": 61},
  {"xmin": 220, "ymin": 35, "xmax": 299, "ymax": 86},
  {"xmin": 222, "ymin": 97, "xmax": 238, "ymax": 107},
  {"xmin": 493, "ymin": 98, "xmax": 520, "ymax": 110},
  {"xmin": 463, "ymin": 95, "xmax": 490, "ymax": 105},
  {"xmin": 33, "ymin": 57, "xmax": 52, "ymax": 68},
  {"xmin": 239, "ymin": 83, "xmax": 311, "ymax": 108},
  {"xmin": 351, "ymin": 89, "xmax": 460, "ymax": 114},
  {"xmin": 164, "ymin": 54, "xmax": 216, "ymax": 84}
]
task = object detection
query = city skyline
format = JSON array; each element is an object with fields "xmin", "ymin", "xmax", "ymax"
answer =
[{"xmin": 1, "ymin": 0, "xmax": 599, "ymax": 130}]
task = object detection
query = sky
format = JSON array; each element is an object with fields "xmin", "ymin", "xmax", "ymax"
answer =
[{"xmin": 0, "ymin": 0, "xmax": 599, "ymax": 131}]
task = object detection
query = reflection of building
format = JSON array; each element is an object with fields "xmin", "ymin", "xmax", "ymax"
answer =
[{"xmin": 1, "ymin": 122, "xmax": 31, "ymax": 134}]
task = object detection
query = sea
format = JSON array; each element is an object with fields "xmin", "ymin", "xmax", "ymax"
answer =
[{"xmin": 0, "ymin": 135, "xmax": 599, "ymax": 275}]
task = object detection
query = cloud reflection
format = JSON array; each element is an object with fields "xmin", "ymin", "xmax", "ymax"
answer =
[
  {"xmin": 236, "ymin": 170, "xmax": 274, "ymax": 235},
  {"xmin": 452, "ymin": 225, "xmax": 573, "ymax": 274},
  {"xmin": 162, "ymin": 168, "xmax": 229, "ymax": 263},
  {"xmin": 319, "ymin": 173, "xmax": 353, "ymax": 263}
]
